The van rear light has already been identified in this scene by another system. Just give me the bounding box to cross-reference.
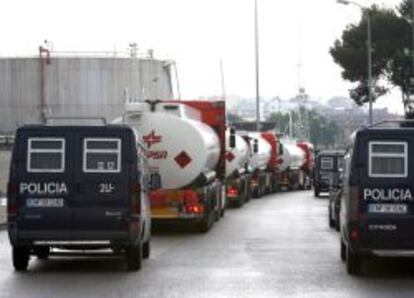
[7,182,17,195]
[350,186,360,221]
[130,182,141,194]
[7,203,18,216]
[350,229,359,241]
[130,201,140,214]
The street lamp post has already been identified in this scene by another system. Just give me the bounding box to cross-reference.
[337,0,373,124]
[255,0,260,131]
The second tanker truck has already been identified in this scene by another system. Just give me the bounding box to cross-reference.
[114,100,226,232]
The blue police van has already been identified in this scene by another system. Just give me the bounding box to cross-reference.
[7,123,151,271]
[341,121,414,275]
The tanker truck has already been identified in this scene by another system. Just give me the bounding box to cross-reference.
[278,139,313,190]
[113,100,226,232]
[225,127,251,207]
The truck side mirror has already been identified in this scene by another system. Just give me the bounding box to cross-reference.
[278,142,284,155]
[253,139,259,153]
[149,173,161,191]
[229,127,236,148]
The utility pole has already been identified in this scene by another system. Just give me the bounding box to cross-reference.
[254,0,260,131]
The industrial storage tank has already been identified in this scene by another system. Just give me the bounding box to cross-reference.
[113,102,221,190]
[0,51,174,133]
[225,129,250,178]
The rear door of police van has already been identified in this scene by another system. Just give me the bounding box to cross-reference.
[73,129,130,233]
[357,134,414,246]
[13,128,72,234]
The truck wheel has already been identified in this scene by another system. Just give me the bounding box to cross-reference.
[314,187,320,197]
[329,208,334,228]
[198,208,215,233]
[13,247,30,271]
[340,239,346,262]
[126,244,142,271]
[35,246,50,260]
[335,216,340,232]
[143,239,151,259]
[346,247,362,275]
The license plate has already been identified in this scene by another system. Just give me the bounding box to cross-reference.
[26,198,64,208]
[368,203,407,214]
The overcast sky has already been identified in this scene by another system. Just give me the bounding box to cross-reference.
[0,0,403,113]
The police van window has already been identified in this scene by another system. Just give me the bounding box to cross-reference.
[369,141,407,178]
[27,138,65,173]
[321,157,334,170]
[83,138,121,173]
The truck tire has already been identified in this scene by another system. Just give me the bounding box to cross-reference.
[340,239,346,262]
[329,208,334,228]
[198,208,215,233]
[143,239,151,259]
[13,247,30,271]
[314,187,320,197]
[346,247,362,275]
[126,244,142,271]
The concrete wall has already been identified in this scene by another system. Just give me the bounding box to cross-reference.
[0,57,173,133]
[0,150,10,225]
[0,150,11,198]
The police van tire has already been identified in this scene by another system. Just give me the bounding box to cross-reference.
[346,247,362,275]
[13,247,29,271]
[126,244,142,271]
[143,239,151,259]
[340,239,346,262]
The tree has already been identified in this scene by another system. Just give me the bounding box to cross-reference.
[330,3,411,107]
[227,113,244,123]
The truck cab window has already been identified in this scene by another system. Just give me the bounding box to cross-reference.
[368,141,407,178]
[27,138,65,173]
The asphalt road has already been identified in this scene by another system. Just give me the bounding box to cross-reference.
[1,191,414,298]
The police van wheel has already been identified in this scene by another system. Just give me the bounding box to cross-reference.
[126,244,142,271]
[346,247,362,275]
[340,239,346,262]
[13,247,29,271]
[143,240,151,259]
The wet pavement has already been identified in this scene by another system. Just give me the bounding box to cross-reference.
[1,190,414,298]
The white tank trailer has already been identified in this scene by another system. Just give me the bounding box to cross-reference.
[225,128,252,207]
[246,132,276,199]
[113,100,225,232]
[279,139,308,190]
[0,55,173,133]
